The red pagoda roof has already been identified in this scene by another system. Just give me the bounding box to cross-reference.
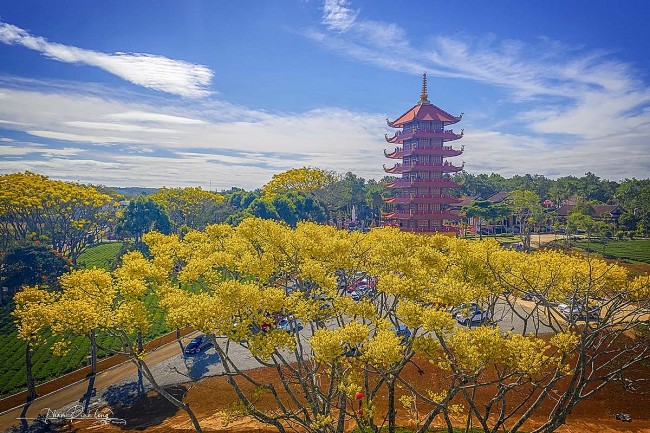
[387,104,462,128]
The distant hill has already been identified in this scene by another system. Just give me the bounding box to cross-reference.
[111,187,159,198]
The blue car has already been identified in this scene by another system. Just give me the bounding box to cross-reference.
[184,334,213,355]
[392,325,412,344]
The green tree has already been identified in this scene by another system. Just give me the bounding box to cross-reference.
[115,197,171,242]
[249,198,280,220]
[507,190,543,251]
[365,179,391,227]
[615,179,650,237]
[549,175,580,205]
[0,243,71,292]
[461,200,493,240]
[272,194,299,226]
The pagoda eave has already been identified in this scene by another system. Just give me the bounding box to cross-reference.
[390,226,459,234]
[383,195,462,205]
[382,210,460,220]
[384,146,464,159]
[385,129,463,144]
[386,179,461,189]
[383,149,401,159]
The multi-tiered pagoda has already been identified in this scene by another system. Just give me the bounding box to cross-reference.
[382,73,464,233]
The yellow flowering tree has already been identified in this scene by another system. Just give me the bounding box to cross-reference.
[151,186,224,232]
[12,286,57,401]
[15,252,206,433]
[134,218,649,433]
[261,167,334,197]
[0,172,117,262]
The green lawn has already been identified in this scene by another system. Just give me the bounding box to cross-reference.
[76,241,123,270]
[573,238,650,264]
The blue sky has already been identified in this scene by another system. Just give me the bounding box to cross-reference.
[1,0,649,190]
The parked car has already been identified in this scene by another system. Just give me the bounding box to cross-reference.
[393,325,412,344]
[277,316,304,333]
[453,303,492,326]
[557,302,601,322]
[184,334,213,355]
[350,284,376,301]
[521,291,550,305]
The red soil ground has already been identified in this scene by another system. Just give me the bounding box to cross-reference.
[69,355,650,433]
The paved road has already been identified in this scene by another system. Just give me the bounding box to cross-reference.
[0,334,196,432]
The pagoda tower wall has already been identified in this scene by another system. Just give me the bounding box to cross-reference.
[382,73,464,233]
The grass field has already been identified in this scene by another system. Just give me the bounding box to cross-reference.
[76,241,123,270]
[0,241,170,397]
[573,238,650,264]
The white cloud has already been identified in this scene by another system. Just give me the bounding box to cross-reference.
[0,83,390,188]
[322,0,358,32]
[64,121,178,134]
[26,130,147,144]
[0,22,214,98]
[0,143,84,157]
[1,74,649,189]
[105,111,206,124]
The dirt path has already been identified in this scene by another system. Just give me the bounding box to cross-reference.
[530,232,565,247]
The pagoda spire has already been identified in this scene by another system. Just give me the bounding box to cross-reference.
[419,72,430,105]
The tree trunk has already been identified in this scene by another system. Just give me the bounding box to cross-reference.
[26,342,36,401]
[387,375,396,433]
[89,329,97,376]
[336,392,347,433]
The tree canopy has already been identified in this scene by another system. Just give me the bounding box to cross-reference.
[0,243,71,291]
[16,218,650,433]
[115,197,171,242]
[261,167,334,197]
[150,187,224,232]
[0,172,116,262]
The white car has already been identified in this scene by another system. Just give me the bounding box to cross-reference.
[454,303,491,326]
[557,303,601,322]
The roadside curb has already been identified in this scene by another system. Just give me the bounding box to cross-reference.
[0,327,194,415]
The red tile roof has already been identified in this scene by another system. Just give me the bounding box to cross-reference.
[388,102,461,128]
[555,204,623,217]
